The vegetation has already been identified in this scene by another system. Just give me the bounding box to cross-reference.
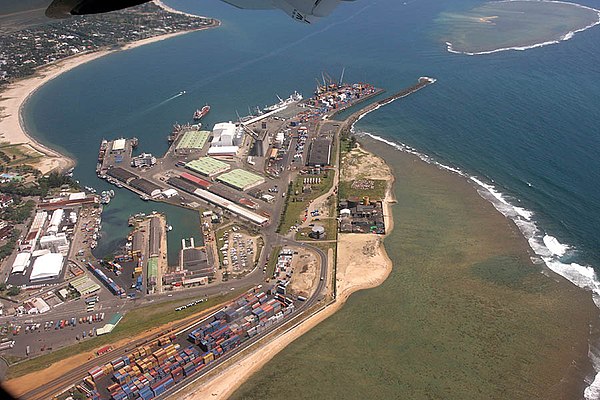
[0,172,78,198]
[0,229,20,260]
[0,199,35,223]
[277,172,334,234]
[0,144,44,169]
[6,290,246,379]
[265,246,282,278]
[338,179,387,200]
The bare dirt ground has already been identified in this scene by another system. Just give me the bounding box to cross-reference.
[340,143,392,182]
[288,250,319,298]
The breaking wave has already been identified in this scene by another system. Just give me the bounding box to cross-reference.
[349,93,600,399]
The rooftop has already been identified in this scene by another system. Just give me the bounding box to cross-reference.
[176,130,211,150]
[217,169,265,191]
[185,157,231,177]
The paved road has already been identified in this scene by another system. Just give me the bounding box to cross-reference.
[18,235,328,400]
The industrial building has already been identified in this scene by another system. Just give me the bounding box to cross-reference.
[207,146,239,157]
[111,139,127,153]
[39,232,70,255]
[167,180,269,226]
[130,178,163,198]
[20,210,47,252]
[107,167,138,184]
[175,130,211,154]
[149,217,161,258]
[207,122,244,156]
[185,157,230,177]
[181,248,210,274]
[216,169,265,191]
[211,122,243,147]
[179,172,211,189]
[11,252,31,274]
[69,275,101,296]
[30,253,64,281]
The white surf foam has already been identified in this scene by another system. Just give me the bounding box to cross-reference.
[543,235,570,256]
[445,0,600,56]
[350,94,600,399]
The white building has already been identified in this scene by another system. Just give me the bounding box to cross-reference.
[68,192,86,201]
[39,233,69,253]
[11,252,31,274]
[30,253,64,281]
[162,189,178,198]
[20,211,47,251]
[211,122,244,148]
[47,208,64,235]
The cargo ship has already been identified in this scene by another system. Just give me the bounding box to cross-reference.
[263,91,302,112]
[193,104,210,121]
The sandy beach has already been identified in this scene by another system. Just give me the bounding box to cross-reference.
[0,4,219,175]
[172,144,396,400]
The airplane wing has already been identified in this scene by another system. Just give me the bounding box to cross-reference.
[222,0,355,23]
[0,0,354,25]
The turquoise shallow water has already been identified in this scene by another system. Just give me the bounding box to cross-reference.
[21,0,600,393]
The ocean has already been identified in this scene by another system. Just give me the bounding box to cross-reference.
[21,0,600,396]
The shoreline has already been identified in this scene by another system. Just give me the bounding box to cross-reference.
[0,11,220,175]
[172,146,396,400]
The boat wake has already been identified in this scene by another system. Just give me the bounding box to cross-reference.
[349,94,600,400]
[445,1,600,56]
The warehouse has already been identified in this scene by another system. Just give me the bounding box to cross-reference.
[175,130,211,154]
[11,252,31,274]
[179,172,211,189]
[190,187,269,226]
[111,138,126,152]
[149,217,161,257]
[107,167,138,184]
[130,178,162,198]
[167,176,199,194]
[207,146,239,157]
[30,253,64,281]
[69,275,101,296]
[181,247,213,278]
[217,169,265,191]
[307,138,332,166]
[131,230,144,257]
[185,157,231,177]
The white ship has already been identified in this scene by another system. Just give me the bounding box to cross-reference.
[264,91,303,112]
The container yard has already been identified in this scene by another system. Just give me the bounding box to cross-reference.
[72,288,296,400]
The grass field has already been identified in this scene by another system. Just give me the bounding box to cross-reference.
[6,291,245,379]
[338,179,387,200]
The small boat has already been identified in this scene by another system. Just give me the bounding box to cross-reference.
[193,104,210,121]
[167,225,173,232]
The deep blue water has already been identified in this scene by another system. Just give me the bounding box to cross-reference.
[23,0,600,276]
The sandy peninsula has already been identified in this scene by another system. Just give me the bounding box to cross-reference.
[171,144,395,400]
[0,1,219,175]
